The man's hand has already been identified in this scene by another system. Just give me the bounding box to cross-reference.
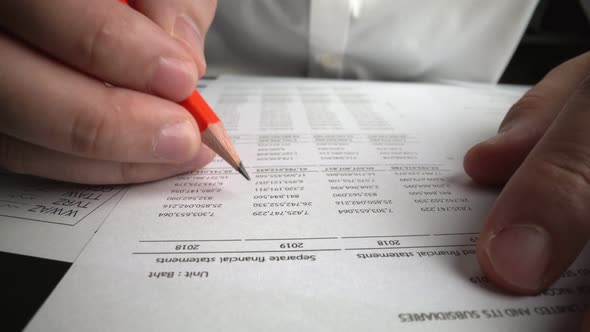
[0,0,217,184]
[465,52,590,328]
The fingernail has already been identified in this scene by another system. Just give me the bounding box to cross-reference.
[150,57,196,100]
[173,15,206,74]
[482,131,506,145]
[154,121,198,162]
[481,123,526,145]
[486,224,551,291]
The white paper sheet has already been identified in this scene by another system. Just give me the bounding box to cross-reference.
[0,173,126,262]
[26,76,590,331]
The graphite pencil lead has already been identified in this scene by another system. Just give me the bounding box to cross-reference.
[237,162,250,181]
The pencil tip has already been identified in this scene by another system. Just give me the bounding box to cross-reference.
[237,162,250,181]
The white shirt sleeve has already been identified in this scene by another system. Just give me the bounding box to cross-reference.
[205,0,539,83]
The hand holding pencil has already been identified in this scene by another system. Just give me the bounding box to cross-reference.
[0,0,226,183]
[121,0,249,180]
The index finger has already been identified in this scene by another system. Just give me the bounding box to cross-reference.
[0,0,197,101]
[477,73,590,294]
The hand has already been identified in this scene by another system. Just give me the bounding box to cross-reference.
[0,0,217,184]
[465,52,590,330]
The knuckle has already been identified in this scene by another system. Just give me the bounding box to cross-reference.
[119,162,144,184]
[69,97,117,158]
[535,142,590,218]
[208,0,218,13]
[194,0,218,29]
[199,0,218,14]
[79,14,121,70]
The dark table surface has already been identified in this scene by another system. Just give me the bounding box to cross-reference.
[3,252,70,332]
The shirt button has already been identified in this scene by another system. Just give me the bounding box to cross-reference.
[315,53,340,68]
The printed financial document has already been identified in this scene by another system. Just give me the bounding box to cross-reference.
[27,77,590,331]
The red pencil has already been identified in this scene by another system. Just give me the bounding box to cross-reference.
[119,0,249,180]
[181,92,250,180]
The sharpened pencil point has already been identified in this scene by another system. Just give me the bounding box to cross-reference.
[237,162,250,181]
